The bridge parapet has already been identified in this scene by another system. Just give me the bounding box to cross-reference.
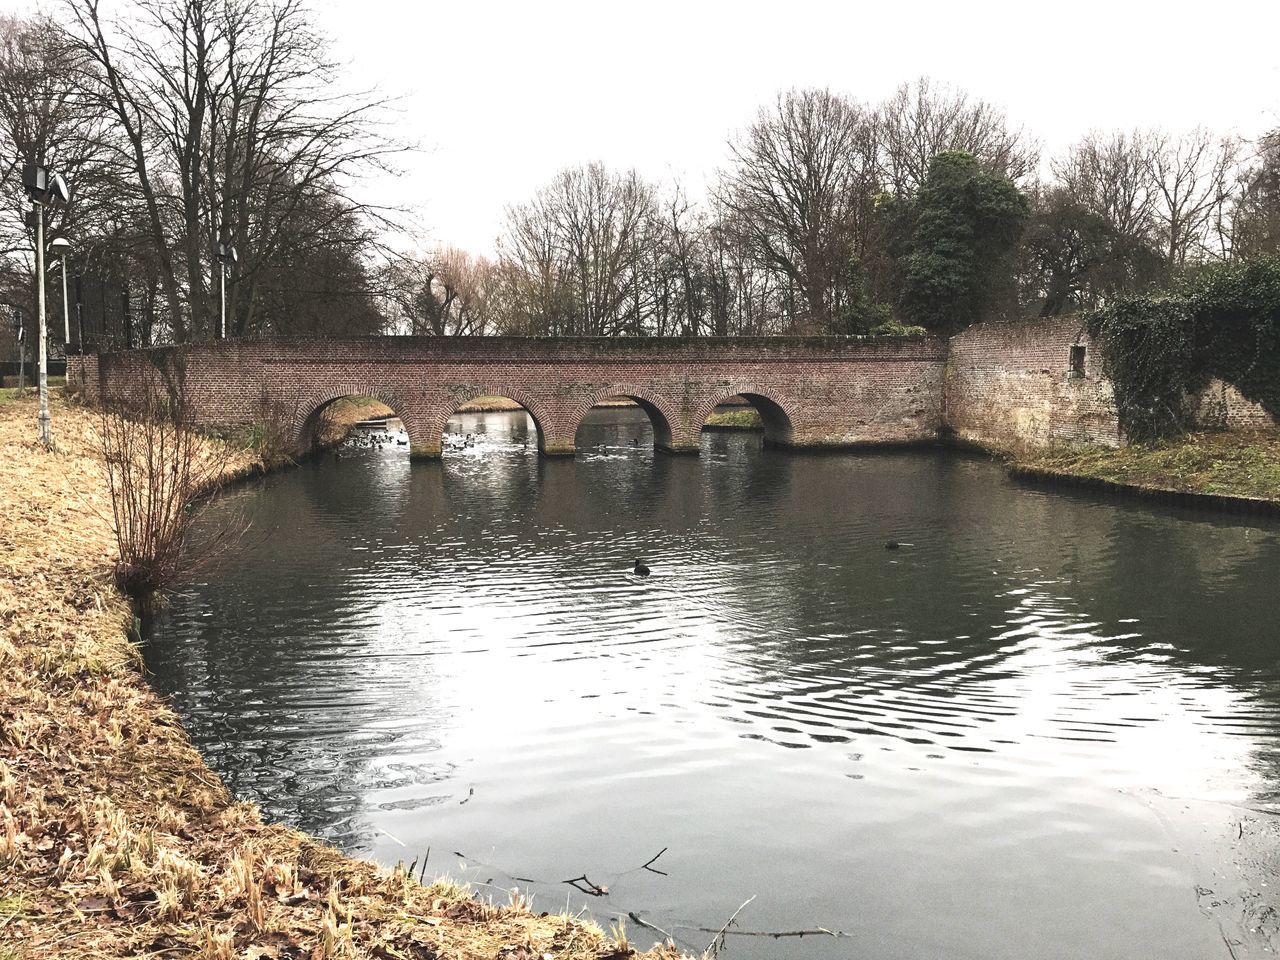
[78,335,950,457]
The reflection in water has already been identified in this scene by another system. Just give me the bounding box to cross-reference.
[145,409,1280,959]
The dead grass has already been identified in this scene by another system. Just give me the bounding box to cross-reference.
[703,410,762,430]
[311,397,395,447]
[1019,429,1280,503]
[0,393,680,960]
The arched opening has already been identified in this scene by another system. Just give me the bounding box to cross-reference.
[574,394,674,452]
[298,394,412,457]
[700,392,794,446]
[442,395,543,456]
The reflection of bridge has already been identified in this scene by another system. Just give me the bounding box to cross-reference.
[72,335,949,457]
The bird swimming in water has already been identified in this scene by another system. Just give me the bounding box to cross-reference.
[884,540,915,550]
[633,558,650,577]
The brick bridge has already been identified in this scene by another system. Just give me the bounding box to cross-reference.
[74,335,950,457]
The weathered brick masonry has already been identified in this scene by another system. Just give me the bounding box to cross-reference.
[944,316,1123,451]
[942,316,1277,449]
[69,336,948,458]
[66,319,1275,457]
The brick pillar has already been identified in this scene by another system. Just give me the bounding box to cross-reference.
[66,353,100,403]
[540,433,575,456]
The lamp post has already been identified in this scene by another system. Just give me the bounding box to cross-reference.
[50,236,72,348]
[215,240,237,340]
[22,163,70,448]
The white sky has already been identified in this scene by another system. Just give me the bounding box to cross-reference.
[10,0,1278,254]
[321,0,1280,256]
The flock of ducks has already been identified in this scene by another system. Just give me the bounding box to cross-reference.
[334,429,407,459]
[444,433,535,452]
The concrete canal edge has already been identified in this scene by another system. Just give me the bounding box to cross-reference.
[1006,461,1280,518]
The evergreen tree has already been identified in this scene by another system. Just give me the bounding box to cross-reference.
[900,151,1029,334]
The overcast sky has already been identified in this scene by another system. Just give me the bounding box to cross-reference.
[318,0,1280,256]
[19,0,1272,255]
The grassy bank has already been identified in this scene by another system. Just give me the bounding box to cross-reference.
[702,409,762,430]
[1015,430,1280,506]
[313,396,395,446]
[0,394,671,960]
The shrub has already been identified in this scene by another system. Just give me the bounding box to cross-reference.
[1088,256,1280,441]
[97,364,240,598]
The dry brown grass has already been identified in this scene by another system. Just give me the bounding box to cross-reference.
[0,393,680,960]
[1019,429,1280,504]
[311,397,395,447]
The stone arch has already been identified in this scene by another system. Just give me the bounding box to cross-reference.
[292,384,415,454]
[694,385,796,446]
[569,384,683,452]
[431,386,557,454]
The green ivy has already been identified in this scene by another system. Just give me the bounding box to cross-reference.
[1088,257,1280,441]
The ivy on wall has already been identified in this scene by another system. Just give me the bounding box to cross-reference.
[1087,257,1280,442]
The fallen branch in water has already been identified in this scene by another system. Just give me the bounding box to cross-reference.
[624,912,681,946]
[562,874,608,897]
[681,924,849,939]
[639,847,669,876]
[704,895,755,958]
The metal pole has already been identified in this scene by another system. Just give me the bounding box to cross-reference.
[220,260,226,340]
[75,276,84,350]
[35,200,51,447]
[60,253,70,345]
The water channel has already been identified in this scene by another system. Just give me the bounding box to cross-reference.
[143,407,1280,958]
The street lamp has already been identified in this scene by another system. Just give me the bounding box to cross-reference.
[215,240,237,340]
[49,236,72,348]
[22,163,71,448]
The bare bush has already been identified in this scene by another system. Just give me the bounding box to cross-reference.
[244,388,304,466]
[97,369,240,598]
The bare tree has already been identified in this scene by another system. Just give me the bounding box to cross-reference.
[67,0,401,342]
[499,164,658,336]
[1150,127,1240,266]
[1053,130,1158,243]
[1047,130,1165,299]
[1230,128,1280,259]
[0,14,120,349]
[717,88,876,332]
[876,77,1039,194]
[382,246,499,336]
[97,361,240,598]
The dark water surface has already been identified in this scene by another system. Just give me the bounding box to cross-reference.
[144,409,1280,959]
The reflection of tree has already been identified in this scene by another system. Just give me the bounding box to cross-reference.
[144,450,445,849]
[573,404,656,449]
[147,419,1280,848]
[682,448,1280,759]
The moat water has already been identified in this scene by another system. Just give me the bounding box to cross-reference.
[143,408,1280,959]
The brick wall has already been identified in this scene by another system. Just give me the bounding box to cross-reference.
[86,336,949,457]
[80,323,1276,458]
[1191,379,1278,432]
[66,353,99,403]
[944,316,1123,451]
